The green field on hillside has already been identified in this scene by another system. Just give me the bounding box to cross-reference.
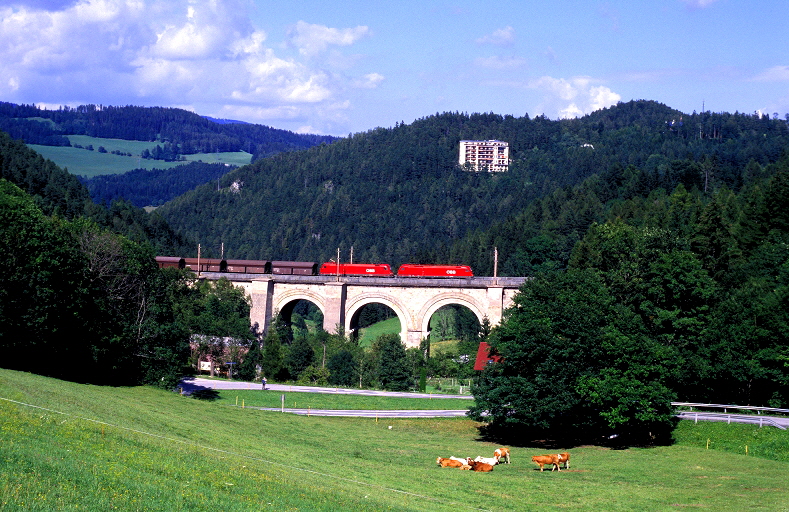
[29,135,251,177]
[358,317,402,347]
[2,369,788,511]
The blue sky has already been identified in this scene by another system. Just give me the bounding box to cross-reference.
[1,0,788,136]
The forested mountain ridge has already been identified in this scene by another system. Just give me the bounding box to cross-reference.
[0,130,191,255]
[155,100,789,267]
[0,102,336,162]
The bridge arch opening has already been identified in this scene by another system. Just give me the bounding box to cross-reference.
[273,292,326,343]
[346,298,407,346]
[419,296,485,342]
[426,304,482,344]
[422,302,484,381]
[277,299,324,339]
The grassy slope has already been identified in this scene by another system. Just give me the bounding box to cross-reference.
[29,135,251,177]
[358,317,402,348]
[2,369,789,511]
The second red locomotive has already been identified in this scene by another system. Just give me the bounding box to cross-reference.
[397,264,473,277]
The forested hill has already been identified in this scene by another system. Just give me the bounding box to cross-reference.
[0,102,336,162]
[155,100,789,267]
[0,130,191,255]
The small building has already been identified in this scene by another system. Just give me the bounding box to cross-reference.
[459,140,509,172]
[473,341,502,370]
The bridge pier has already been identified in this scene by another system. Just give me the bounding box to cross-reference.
[321,282,347,335]
[248,278,274,334]
[407,330,425,348]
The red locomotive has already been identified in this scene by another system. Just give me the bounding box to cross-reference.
[318,262,393,276]
[397,264,474,277]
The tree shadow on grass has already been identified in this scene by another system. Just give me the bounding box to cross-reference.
[189,388,220,400]
[178,378,220,401]
[475,422,676,451]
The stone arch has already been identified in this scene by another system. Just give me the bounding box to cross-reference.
[418,293,486,337]
[345,293,411,344]
[273,289,326,321]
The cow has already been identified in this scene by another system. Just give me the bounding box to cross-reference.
[473,455,500,465]
[466,459,494,472]
[531,454,561,471]
[494,447,511,464]
[436,457,465,468]
[449,456,468,464]
[557,452,570,469]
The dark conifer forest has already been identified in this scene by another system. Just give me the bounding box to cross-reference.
[79,162,235,208]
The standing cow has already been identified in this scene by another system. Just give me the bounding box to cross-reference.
[494,447,511,464]
[531,454,561,471]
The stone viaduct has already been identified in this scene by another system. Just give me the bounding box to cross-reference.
[203,274,528,347]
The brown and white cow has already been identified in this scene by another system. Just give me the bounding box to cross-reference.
[466,459,495,472]
[436,457,465,468]
[531,454,560,471]
[473,455,500,466]
[557,452,570,469]
[494,447,511,464]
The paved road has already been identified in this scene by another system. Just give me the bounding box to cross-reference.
[180,378,789,427]
[179,377,472,419]
[180,377,472,399]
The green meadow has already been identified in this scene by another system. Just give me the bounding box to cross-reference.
[2,369,789,511]
[358,316,402,347]
[212,389,472,410]
[29,135,252,177]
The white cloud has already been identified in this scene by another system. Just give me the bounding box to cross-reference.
[286,20,370,57]
[0,0,378,134]
[752,65,789,82]
[529,76,621,119]
[476,26,514,46]
[679,0,719,9]
[353,73,384,89]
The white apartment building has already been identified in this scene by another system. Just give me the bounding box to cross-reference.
[459,140,510,172]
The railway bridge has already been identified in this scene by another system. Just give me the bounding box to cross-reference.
[202,274,528,347]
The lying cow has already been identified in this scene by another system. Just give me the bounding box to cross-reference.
[466,459,494,472]
[494,447,511,464]
[436,457,465,468]
[473,455,500,466]
[531,454,560,471]
[557,452,570,469]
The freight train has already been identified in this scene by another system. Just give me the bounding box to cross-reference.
[156,257,473,278]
